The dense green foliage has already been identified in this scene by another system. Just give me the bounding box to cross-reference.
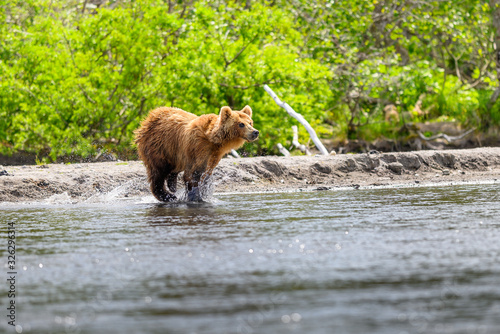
[1,0,499,161]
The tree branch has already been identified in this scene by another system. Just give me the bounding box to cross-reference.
[264,84,329,155]
[417,128,476,143]
[224,33,259,70]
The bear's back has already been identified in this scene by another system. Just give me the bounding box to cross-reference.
[151,107,198,123]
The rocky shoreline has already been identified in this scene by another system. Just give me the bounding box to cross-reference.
[1,147,499,203]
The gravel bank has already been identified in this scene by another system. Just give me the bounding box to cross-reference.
[1,147,499,203]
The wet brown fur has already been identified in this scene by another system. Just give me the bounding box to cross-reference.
[134,105,258,202]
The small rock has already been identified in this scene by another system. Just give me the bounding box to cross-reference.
[339,158,358,173]
[352,184,360,189]
[433,152,456,169]
[387,162,404,175]
[315,186,330,191]
[381,154,397,163]
[0,170,9,176]
[397,154,422,170]
[312,162,332,174]
[442,169,450,175]
[415,180,420,184]
[261,159,285,177]
[36,179,49,187]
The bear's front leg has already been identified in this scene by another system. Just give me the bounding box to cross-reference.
[187,187,201,202]
[186,158,221,201]
[184,170,205,202]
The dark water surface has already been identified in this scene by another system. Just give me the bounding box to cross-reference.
[1,184,500,334]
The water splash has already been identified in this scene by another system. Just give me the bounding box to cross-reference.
[85,179,139,203]
[173,175,217,204]
[0,172,223,207]
[44,192,73,205]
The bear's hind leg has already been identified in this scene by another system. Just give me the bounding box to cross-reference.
[167,172,178,192]
[149,166,177,202]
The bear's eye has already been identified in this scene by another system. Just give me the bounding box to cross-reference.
[239,122,245,128]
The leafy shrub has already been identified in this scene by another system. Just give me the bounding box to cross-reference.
[1,0,499,162]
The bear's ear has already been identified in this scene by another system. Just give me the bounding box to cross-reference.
[219,106,232,122]
[240,105,252,118]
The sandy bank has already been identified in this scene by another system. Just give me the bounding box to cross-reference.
[1,147,499,203]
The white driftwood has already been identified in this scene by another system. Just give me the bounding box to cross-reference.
[417,128,476,143]
[291,125,312,155]
[277,143,290,157]
[230,149,241,158]
[263,85,329,155]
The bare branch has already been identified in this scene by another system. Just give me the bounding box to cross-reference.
[264,84,329,155]
[292,125,312,155]
[277,143,290,157]
[417,128,476,143]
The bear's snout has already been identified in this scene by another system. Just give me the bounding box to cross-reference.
[251,130,259,141]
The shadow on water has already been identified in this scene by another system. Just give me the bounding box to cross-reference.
[144,200,228,226]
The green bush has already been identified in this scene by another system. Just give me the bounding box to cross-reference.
[1,0,499,162]
[0,0,333,161]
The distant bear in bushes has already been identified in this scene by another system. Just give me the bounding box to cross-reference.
[134,105,259,202]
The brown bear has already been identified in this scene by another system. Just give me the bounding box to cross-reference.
[134,105,259,202]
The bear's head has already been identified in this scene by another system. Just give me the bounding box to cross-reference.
[218,105,259,142]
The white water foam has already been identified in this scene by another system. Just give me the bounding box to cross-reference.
[43,192,74,205]
[84,179,148,204]
[171,179,217,203]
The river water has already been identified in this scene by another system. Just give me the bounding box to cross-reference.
[1,183,500,334]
